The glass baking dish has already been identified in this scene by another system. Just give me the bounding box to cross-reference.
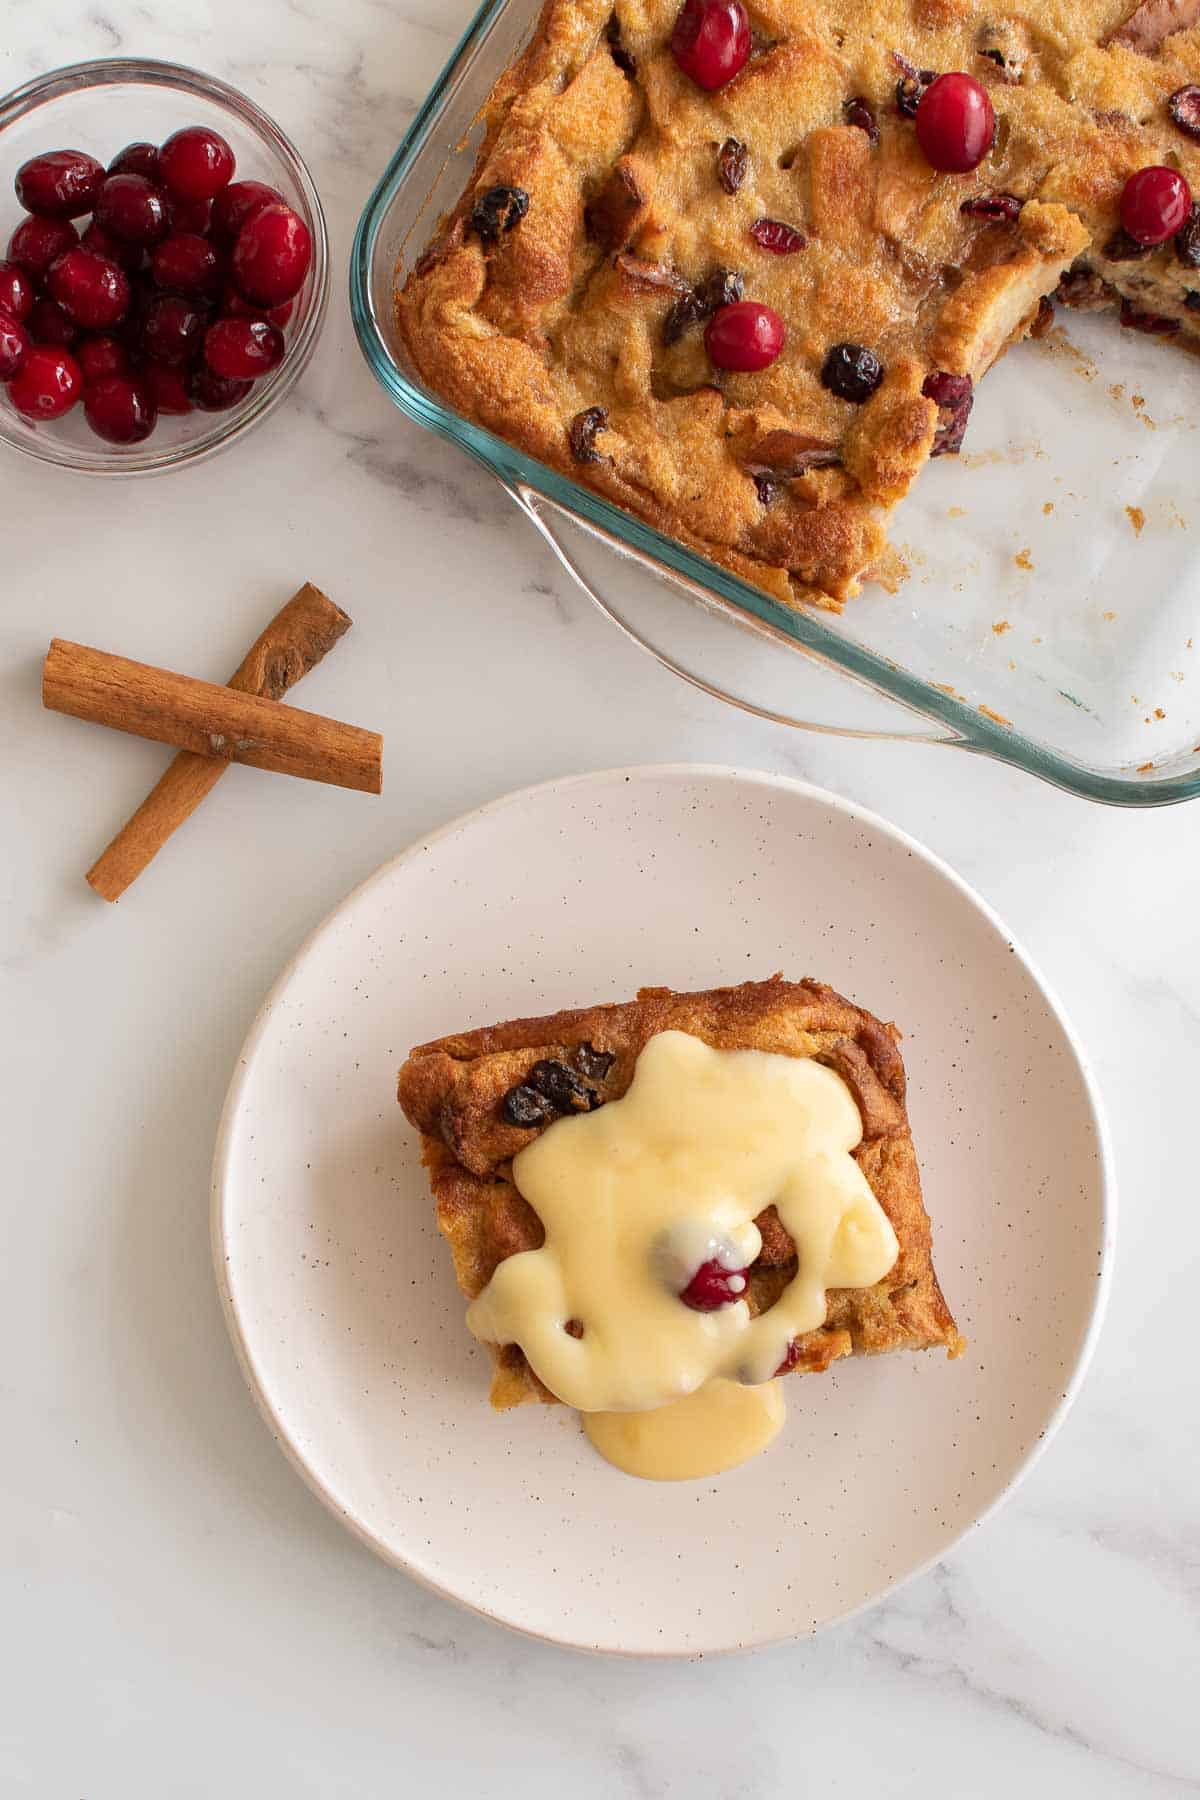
[351,0,1200,806]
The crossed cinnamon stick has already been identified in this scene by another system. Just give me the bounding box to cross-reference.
[42,583,380,902]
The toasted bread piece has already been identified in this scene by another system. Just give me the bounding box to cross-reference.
[398,976,963,1408]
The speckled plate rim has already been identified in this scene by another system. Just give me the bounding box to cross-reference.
[211,764,1116,1657]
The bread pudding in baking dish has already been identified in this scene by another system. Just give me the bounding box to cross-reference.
[396,0,1200,609]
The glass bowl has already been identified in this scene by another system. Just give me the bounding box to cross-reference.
[350,0,1200,808]
[0,57,329,475]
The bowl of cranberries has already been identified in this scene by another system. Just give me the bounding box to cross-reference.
[0,57,328,472]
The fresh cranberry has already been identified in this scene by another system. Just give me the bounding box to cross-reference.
[705,299,785,370]
[0,261,35,322]
[231,203,312,305]
[95,173,169,245]
[915,72,996,173]
[210,179,282,243]
[27,297,78,348]
[76,333,130,382]
[159,126,235,202]
[679,1257,750,1310]
[80,220,143,271]
[46,247,131,329]
[1120,165,1193,246]
[150,231,220,293]
[167,194,212,235]
[0,308,30,380]
[8,345,82,419]
[108,141,160,181]
[670,0,750,90]
[204,316,284,378]
[143,359,192,414]
[8,214,78,277]
[83,372,157,443]
[220,282,292,325]
[188,362,252,410]
[141,293,207,365]
[15,149,105,218]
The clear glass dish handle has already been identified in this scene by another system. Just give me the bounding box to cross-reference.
[504,481,964,744]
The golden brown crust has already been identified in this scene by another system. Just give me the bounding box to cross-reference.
[398,976,964,1408]
[393,0,1199,607]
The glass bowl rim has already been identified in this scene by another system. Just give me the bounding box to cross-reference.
[0,54,330,477]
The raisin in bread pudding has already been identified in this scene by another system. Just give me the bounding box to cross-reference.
[396,0,1200,609]
[397,976,963,1411]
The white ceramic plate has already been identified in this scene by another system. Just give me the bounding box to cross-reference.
[213,766,1113,1656]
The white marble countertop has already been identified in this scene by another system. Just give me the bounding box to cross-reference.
[3,4,1199,1795]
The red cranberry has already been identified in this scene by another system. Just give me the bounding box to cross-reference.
[8,345,82,419]
[84,372,157,443]
[46,247,131,329]
[27,297,78,348]
[670,0,750,90]
[705,299,785,370]
[15,149,105,218]
[159,126,235,202]
[95,173,170,245]
[0,308,31,380]
[168,195,212,235]
[204,316,285,378]
[141,293,207,365]
[150,231,220,293]
[76,333,130,382]
[219,282,292,326]
[143,359,192,414]
[1120,165,1193,246]
[679,1257,750,1310]
[15,150,103,218]
[188,363,252,410]
[0,261,35,322]
[108,141,160,181]
[80,219,143,272]
[8,213,78,277]
[915,73,996,173]
[210,179,282,243]
[775,1340,803,1376]
[231,203,312,305]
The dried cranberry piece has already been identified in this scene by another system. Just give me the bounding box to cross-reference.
[501,1084,554,1127]
[821,341,883,402]
[1102,228,1151,262]
[1175,203,1200,268]
[749,218,807,254]
[470,185,530,244]
[843,97,880,144]
[1119,297,1179,334]
[893,53,936,117]
[752,471,779,505]
[606,15,637,77]
[775,1339,803,1375]
[923,369,974,455]
[528,1059,596,1113]
[662,267,743,344]
[1168,84,1200,142]
[960,191,1022,221]
[574,1042,615,1081]
[569,404,609,463]
[717,137,749,194]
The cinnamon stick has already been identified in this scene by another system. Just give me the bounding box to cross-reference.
[44,637,382,795]
[85,584,351,902]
